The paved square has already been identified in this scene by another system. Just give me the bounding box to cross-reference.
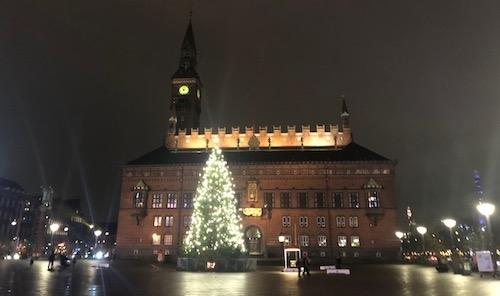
[0,260,498,296]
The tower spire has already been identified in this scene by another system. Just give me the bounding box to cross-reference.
[173,17,198,78]
[340,95,350,130]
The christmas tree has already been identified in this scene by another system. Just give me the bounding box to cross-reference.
[183,148,246,258]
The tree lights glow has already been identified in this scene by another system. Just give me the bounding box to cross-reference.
[183,148,246,258]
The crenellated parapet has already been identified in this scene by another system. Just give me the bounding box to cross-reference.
[165,124,352,150]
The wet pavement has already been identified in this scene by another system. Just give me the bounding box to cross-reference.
[0,259,499,296]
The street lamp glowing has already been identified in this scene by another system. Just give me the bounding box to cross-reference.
[395,231,404,239]
[416,226,427,235]
[89,224,94,229]
[94,230,102,237]
[278,235,285,243]
[49,223,60,233]
[441,218,456,229]
[11,220,17,226]
[477,202,495,217]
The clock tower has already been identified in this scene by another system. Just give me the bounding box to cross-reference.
[170,18,202,132]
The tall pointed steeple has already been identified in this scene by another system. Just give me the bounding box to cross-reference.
[173,18,198,79]
[167,16,202,137]
[340,96,350,130]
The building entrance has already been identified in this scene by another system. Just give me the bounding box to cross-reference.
[245,226,262,255]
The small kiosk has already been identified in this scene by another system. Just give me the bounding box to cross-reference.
[283,248,301,272]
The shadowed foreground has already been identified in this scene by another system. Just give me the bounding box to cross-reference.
[0,260,498,296]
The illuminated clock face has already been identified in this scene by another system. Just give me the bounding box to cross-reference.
[179,85,190,95]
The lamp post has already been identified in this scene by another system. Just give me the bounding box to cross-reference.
[441,218,457,251]
[278,234,286,269]
[476,202,496,273]
[416,226,427,255]
[395,231,405,260]
[49,223,60,251]
[94,229,102,253]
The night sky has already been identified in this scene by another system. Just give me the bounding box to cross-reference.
[1,1,499,228]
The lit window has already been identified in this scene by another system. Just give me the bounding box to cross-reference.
[183,216,191,228]
[298,192,308,208]
[318,235,327,247]
[349,216,359,228]
[282,216,291,228]
[351,236,360,247]
[152,233,161,245]
[349,192,360,208]
[333,192,344,208]
[299,216,308,227]
[336,216,346,228]
[166,193,177,209]
[165,216,174,227]
[134,192,145,208]
[337,235,347,247]
[314,192,326,208]
[280,192,291,208]
[164,234,173,246]
[284,235,292,246]
[368,191,380,208]
[153,216,162,227]
[152,193,163,208]
[317,216,326,228]
[182,193,193,209]
[300,235,309,247]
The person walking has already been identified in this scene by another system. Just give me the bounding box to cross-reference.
[302,253,311,276]
[336,253,342,269]
[297,256,303,277]
[47,251,55,271]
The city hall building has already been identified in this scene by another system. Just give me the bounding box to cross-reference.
[116,20,399,261]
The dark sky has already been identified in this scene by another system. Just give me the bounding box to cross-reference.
[1,1,500,228]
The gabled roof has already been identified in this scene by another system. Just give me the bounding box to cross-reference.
[127,142,391,166]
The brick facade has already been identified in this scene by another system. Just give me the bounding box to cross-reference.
[116,161,399,261]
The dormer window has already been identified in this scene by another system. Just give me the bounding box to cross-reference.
[134,192,145,208]
[368,191,380,208]
[132,180,149,209]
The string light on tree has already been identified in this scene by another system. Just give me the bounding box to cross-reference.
[183,148,246,258]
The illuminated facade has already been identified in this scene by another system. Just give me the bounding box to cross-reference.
[116,19,399,261]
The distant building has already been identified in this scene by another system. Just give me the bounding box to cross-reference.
[116,19,399,261]
[0,178,41,257]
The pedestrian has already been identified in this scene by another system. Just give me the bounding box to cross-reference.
[302,253,311,276]
[336,252,342,269]
[30,257,34,266]
[297,256,303,277]
[48,250,55,271]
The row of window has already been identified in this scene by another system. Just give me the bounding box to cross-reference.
[153,215,191,228]
[264,192,380,209]
[135,193,193,209]
[282,216,359,228]
[134,191,381,209]
[151,233,361,248]
[294,235,360,248]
